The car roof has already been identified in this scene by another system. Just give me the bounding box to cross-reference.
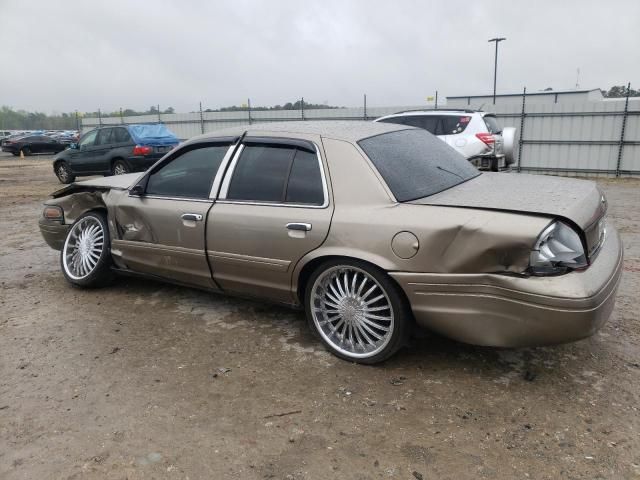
[376,108,495,120]
[188,120,411,143]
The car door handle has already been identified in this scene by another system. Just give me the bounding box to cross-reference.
[286,222,312,232]
[181,213,203,222]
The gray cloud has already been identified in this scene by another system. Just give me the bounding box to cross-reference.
[1,0,638,113]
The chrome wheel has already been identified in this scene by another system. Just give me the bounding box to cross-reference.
[57,164,69,182]
[62,216,105,280]
[113,162,128,175]
[310,266,395,359]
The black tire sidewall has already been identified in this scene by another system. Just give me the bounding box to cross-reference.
[60,211,113,288]
[304,259,411,364]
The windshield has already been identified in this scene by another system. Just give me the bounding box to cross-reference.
[358,129,480,202]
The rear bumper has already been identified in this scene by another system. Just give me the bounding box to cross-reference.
[125,155,163,171]
[2,145,17,153]
[39,219,69,251]
[390,226,623,347]
[470,154,508,172]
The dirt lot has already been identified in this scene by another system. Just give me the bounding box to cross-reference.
[0,152,639,480]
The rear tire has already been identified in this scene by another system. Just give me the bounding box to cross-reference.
[112,159,129,175]
[60,211,113,288]
[304,259,411,364]
[55,161,75,184]
[21,147,31,156]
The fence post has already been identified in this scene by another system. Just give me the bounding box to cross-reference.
[615,82,631,177]
[157,104,161,123]
[120,108,124,124]
[301,97,305,120]
[517,87,526,172]
[435,91,438,109]
[248,98,252,125]
[199,102,205,134]
[75,110,79,131]
[363,94,367,120]
[98,109,102,127]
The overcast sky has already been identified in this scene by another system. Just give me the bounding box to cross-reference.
[1,0,638,113]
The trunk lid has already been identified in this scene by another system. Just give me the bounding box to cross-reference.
[410,172,606,231]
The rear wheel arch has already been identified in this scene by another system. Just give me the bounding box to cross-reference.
[295,254,409,308]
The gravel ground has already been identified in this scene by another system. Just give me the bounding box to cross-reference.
[1,152,639,480]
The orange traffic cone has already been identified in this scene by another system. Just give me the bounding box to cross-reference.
[20,149,24,160]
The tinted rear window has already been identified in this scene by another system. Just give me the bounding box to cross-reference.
[227,145,296,202]
[358,129,480,202]
[483,115,502,134]
[441,115,472,134]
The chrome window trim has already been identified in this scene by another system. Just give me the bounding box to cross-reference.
[208,144,239,199]
[218,144,244,199]
[218,140,329,208]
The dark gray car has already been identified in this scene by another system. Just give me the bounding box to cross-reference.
[52,124,179,184]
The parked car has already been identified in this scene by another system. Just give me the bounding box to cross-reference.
[1,134,67,156]
[38,121,622,364]
[52,124,180,184]
[375,109,516,171]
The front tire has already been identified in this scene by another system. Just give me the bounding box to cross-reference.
[112,159,129,175]
[55,161,75,184]
[305,259,411,364]
[61,211,113,288]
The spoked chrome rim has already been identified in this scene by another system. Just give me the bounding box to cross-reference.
[113,163,127,175]
[311,266,394,358]
[62,216,105,280]
[57,164,69,182]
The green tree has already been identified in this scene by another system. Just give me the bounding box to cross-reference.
[602,85,640,98]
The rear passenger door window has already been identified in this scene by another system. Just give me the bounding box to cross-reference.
[224,140,325,206]
[112,127,132,144]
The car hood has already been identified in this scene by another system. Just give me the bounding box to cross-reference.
[410,172,605,230]
[52,173,142,198]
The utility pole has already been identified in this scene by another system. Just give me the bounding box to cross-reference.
[488,37,506,105]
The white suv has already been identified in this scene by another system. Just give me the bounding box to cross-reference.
[374,109,515,171]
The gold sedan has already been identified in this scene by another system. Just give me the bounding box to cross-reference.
[39,121,623,364]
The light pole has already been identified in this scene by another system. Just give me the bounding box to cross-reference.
[488,37,506,104]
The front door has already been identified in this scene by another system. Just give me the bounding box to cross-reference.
[111,142,235,289]
[69,129,100,173]
[208,136,333,303]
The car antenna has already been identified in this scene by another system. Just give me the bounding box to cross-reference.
[478,103,485,112]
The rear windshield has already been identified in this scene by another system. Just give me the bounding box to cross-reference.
[483,115,502,134]
[358,129,480,202]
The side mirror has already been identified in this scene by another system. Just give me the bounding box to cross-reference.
[130,184,145,196]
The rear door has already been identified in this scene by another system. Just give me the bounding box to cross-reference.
[92,128,115,173]
[112,140,235,289]
[208,135,333,303]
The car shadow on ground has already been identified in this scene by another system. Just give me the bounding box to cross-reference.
[98,273,586,385]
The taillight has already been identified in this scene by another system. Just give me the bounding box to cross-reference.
[475,132,495,146]
[133,145,152,155]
